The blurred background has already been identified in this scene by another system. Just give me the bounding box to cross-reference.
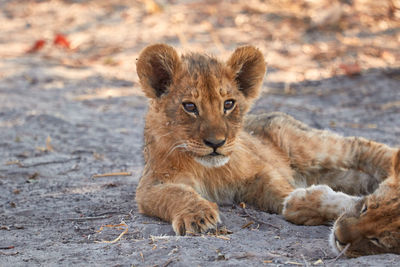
[1,0,399,91]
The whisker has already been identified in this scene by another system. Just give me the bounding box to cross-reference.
[166,143,188,158]
[330,243,351,263]
[165,141,187,155]
[157,131,175,139]
[156,141,188,166]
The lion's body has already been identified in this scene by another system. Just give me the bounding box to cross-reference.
[135,44,400,257]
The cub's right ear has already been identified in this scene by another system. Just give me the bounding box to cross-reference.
[136,44,181,99]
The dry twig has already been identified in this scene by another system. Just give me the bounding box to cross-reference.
[285,261,303,266]
[0,246,14,250]
[11,157,81,168]
[67,215,110,221]
[215,235,230,240]
[241,221,255,229]
[238,203,280,229]
[0,251,19,256]
[5,160,22,166]
[162,258,175,267]
[92,172,132,179]
[94,221,128,244]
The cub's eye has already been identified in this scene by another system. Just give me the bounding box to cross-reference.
[369,237,382,247]
[224,99,235,112]
[360,203,368,214]
[182,102,198,114]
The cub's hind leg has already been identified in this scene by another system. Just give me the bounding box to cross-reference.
[282,168,380,225]
[245,112,395,185]
[282,184,360,225]
[238,164,358,226]
[245,112,395,225]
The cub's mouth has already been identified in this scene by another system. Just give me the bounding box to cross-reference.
[194,153,230,168]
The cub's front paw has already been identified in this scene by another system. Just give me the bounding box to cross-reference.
[172,200,220,235]
[282,185,337,225]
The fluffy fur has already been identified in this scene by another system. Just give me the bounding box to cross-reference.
[330,150,400,257]
[135,44,399,257]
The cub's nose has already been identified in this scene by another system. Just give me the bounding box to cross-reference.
[203,138,226,149]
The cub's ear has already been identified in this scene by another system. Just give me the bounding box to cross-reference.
[227,46,266,99]
[392,149,400,178]
[136,44,181,99]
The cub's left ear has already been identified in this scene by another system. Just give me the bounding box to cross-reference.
[392,149,400,178]
[227,46,266,99]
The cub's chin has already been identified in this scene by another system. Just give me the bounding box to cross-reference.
[194,155,230,168]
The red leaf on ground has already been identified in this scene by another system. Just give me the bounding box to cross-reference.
[54,34,71,49]
[26,40,46,53]
[339,63,361,76]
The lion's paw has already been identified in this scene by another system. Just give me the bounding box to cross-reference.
[172,200,220,236]
[282,185,336,225]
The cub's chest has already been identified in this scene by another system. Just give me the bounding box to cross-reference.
[190,158,262,204]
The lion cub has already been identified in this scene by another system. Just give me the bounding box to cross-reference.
[330,150,400,257]
[135,44,398,255]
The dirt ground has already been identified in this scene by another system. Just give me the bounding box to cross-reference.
[1,0,400,266]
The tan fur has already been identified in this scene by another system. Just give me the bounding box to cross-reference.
[330,150,400,257]
[135,44,399,256]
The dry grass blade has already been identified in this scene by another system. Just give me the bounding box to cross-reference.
[215,235,230,240]
[0,246,15,250]
[285,261,303,266]
[241,221,255,229]
[46,135,54,152]
[381,100,400,110]
[0,251,19,256]
[162,258,175,267]
[6,157,80,168]
[92,172,132,179]
[67,215,110,221]
[94,222,128,244]
[5,160,21,166]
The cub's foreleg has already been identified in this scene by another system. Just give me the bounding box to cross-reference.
[136,179,220,235]
[240,167,295,214]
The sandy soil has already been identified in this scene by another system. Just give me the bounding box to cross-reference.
[1,0,400,266]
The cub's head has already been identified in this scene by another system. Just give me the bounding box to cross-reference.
[137,44,266,168]
[331,150,400,257]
